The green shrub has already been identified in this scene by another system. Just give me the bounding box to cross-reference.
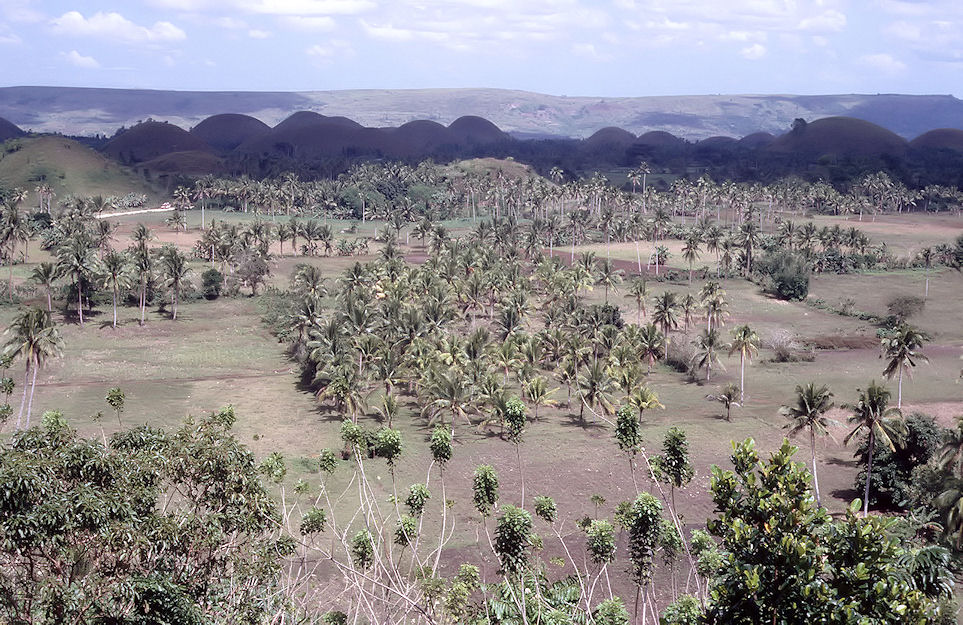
[201,268,223,300]
[755,250,810,300]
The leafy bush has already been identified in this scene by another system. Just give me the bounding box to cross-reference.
[853,413,947,509]
[755,250,810,300]
[201,268,223,300]
[886,295,925,322]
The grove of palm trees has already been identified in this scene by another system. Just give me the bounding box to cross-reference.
[1,156,962,624]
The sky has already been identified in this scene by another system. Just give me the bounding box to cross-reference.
[1,0,961,97]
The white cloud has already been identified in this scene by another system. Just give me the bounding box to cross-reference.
[50,11,186,44]
[1,0,44,23]
[0,24,21,44]
[572,42,611,61]
[62,49,100,68]
[858,52,906,74]
[740,43,766,59]
[306,38,353,62]
[278,16,336,30]
[248,28,272,38]
[215,16,248,29]
[799,10,846,32]
[242,0,375,15]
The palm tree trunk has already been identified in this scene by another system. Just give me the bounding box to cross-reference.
[811,429,821,507]
[173,288,178,320]
[112,287,117,328]
[740,354,746,403]
[77,284,84,326]
[897,366,903,410]
[26,362,37,427]
[863,431,875,515]
[16,362,29,429]
[516,443,525,508]
[46,288,51,313]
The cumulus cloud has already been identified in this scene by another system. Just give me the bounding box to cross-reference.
[279,16,337,30]
[248,29,272,38]
[51,11,186,44]
[740,43,766,59]
[62,49,100,68]
[859,52,906,74]
[306,38,353,62]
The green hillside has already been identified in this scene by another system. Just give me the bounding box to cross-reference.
[0,135,156,206]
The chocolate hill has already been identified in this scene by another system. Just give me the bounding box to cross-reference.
[0,116,24,142]
[103,121,213,164]
[909,128,963,152]
[190,113,270,153]
[767,117,908,157]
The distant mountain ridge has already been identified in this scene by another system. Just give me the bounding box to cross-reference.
[2,86,963,140]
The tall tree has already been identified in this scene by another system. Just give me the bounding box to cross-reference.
[844,381,906,515]
[880,323,929,410]
[100,250,130,329]
[2,308,64,428]
[781,383,836,507]
[728,324,759,403]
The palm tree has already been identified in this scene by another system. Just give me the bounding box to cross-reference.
[844,381,906,515]
[880,323,929,409]
[707,383,740,421]
[421,367,474,433]
[2,308,64,429]
[576,360,616,424]
[100,250,130,328]
[523,376,557,421]
[595,258,624,303]
[626,277,648,324]
[681,233,701,284]
[651,291,680,348]
[626,384,663,423]
[781,383,835,507]
[29,262,58,312]
[728,324,759,403]
[692,328,725,382]
[56,236,98,326]
[161,247,191,320]
[636,323,665,373]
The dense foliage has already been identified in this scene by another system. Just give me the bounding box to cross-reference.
[0,407,291,624]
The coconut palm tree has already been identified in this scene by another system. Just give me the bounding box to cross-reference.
[523,376,557,421]
[636,322,665,373]
[595,258,624,303]
[728,324,759,403]
[781,383,836,507]
[421,367,474,433]
[626,277,648,324]
[626,384,663,423]
[29,262,58,312]
[651,291,679,348]
[576,360,616,424]
[707,383,740,421]
[844,381,906,515]
[56,235,99,326]
[681,233,701,284]
[100,250,130,328]
[161,247,191,320]
[2,308,64,429]
[880,323,929,409]
[692,328,725,382]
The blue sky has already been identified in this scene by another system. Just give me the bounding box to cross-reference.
[1,0,961,96]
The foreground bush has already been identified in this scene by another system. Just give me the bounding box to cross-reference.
[0,407,291,624]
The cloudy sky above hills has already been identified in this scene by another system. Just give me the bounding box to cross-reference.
[1,0,961,96]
